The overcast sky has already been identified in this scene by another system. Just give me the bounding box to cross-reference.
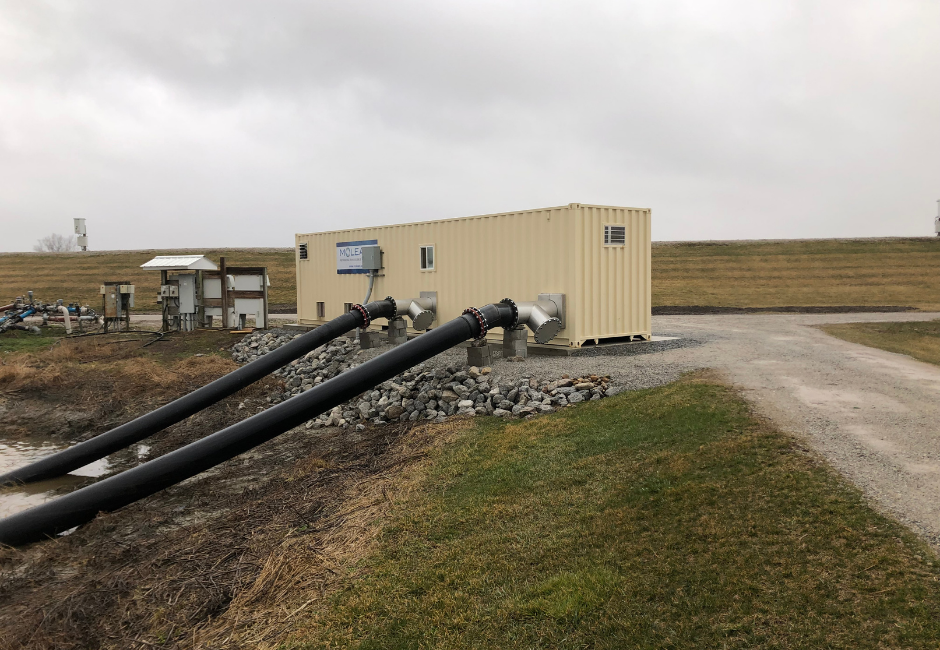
[1,1,938,251]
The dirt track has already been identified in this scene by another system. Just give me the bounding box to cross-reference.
[652,311,940,550]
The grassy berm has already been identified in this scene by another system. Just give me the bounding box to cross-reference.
[653,237,940,311]
[3,237,940,313]
[820,320,940,367]
[0,248,296,313]
[285,375,940,649]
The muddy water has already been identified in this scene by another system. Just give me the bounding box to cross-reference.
[0,439,116,519]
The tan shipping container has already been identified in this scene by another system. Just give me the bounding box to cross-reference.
[295,203,651,347]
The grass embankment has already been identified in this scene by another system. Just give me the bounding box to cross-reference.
[0,248,295,313]
[653,238,940,311]
[820,320,940,367]
[3,238,939,315]
[293,376,940,648]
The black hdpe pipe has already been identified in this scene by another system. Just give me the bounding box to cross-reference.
[0,298,399,487]
[0,302,514,547]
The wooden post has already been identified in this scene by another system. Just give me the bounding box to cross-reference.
[219,256,228,329]
[195,270,205,328]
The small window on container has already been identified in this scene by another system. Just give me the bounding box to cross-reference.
[420,245,435,270]
[604,225,626,246]
[316,302,325,319]
[298,243,308,260]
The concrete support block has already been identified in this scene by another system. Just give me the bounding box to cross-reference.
[360,330,381,349]
[388,317,408,345]
[503,327,528,359]
[467,343,492,367]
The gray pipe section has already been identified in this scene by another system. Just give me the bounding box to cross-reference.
[0,301,517,547]
[394,297,435,331]
[363,271,376,305]
[513,300,563,344]
[0,298,398,487]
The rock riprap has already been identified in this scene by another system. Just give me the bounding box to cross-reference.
[231,331,624,430]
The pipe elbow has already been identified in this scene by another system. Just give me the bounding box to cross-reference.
[58,305,72,334]
[526,305,562,344]
[406,302,432,331]
[512,300,562,344]
[394,298,435,331]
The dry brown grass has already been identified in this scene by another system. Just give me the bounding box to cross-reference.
[0,416,471,650]
[0,329,247,443]
[195,418,472,649]
[0,356,66,394]
[0,338,237,397]
[820,320,940,367]
[0,248,296,313]
[653,237,940,310]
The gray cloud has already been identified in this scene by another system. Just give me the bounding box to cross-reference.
[1,0,938,251]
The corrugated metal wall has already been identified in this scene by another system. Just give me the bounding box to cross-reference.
[296,203,651,347]
[571,204,651,344]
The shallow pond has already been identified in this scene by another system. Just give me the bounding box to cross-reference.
[0,438,149,519]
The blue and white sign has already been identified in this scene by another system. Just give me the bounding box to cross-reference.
[336,239,378,274]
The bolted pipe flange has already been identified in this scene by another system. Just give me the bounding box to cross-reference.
[385,296,398,319]
[499,298,519,330]
[462,307,489,339]
[408,302,434,331]
[532,317,562,344]
[351,304,371,329]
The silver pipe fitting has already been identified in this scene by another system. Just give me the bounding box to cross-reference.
[514,300,562,344]
[393,298,435,331]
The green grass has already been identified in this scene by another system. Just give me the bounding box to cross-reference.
[0,326,64,355]
[820,320,940,367]
[3,238,940,315]
[653,237,940,310]
[293,376,940,649]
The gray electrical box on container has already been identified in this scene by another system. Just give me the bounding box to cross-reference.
[360,245,382,271]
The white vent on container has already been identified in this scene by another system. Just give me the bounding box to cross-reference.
[299,243,308,260]
[604,225,626,246]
